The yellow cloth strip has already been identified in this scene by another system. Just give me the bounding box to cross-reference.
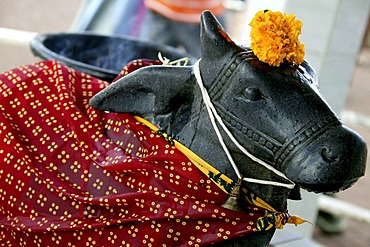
[133,116,278,212]
[134,116,233,190]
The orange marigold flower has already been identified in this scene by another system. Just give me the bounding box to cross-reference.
[249,10,305,66]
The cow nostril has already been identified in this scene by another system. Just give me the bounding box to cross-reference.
[321,147,339,162]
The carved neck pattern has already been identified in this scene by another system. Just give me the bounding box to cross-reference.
[215,104,282,156]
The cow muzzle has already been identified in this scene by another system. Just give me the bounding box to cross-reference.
[281,125,367,193]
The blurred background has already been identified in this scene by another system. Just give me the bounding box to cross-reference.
[0,0,369,246]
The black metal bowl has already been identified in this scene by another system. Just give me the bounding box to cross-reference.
[30,32,196,81]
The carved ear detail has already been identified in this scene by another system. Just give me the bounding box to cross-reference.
[89,66,193,115]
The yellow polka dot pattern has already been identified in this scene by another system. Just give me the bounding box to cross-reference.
[0,60,266,246]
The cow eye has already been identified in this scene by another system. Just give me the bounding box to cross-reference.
[241,86,263,101]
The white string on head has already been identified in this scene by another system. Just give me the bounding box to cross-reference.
[193,59,295,189]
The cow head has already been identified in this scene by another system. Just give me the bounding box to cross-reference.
[90,11,366,197]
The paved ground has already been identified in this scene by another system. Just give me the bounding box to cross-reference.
[1,1,369,246]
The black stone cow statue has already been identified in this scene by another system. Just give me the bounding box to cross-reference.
[90,11,367,247]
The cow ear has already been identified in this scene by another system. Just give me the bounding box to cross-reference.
[199,11,243,87]
[89,65,194,115]
[200,11,241,61]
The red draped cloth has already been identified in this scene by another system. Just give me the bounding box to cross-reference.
[0,60,272,246]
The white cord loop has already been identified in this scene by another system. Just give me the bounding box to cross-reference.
[193,59,295,189]
[158,52,190,66]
